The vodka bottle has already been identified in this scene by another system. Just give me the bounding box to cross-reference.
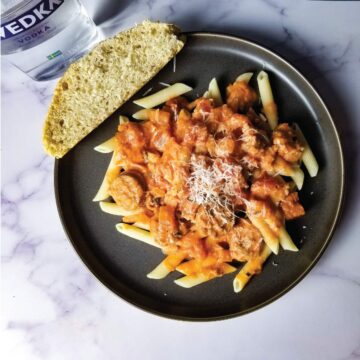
[1,0,101,80]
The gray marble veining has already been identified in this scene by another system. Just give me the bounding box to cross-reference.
[2,1,360,359]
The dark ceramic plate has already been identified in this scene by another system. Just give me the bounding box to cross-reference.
[55,33,344,321]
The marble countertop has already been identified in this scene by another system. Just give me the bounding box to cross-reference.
[2,0,360,359]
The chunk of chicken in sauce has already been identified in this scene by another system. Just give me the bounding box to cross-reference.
[150,139,191,198]
[178,199,199,223]
[116,122,146,164]
[251,173,290,205]
[226,80,258,113]
[207,104,234,130]
[144,110,173,152]
[191,98,214,122]
[280,192,305,220]
[150,205,179,251]
[194,205,234,238]
[227,218,263,262]
[206,135,236,158]
[251,173,304,220]
[163,96,189,120]
[218,113,267,158]
[272,123,304,163]
[109,171,145,210]
[178,232,207,259]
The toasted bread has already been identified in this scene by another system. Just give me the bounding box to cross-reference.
[42,20,185,158]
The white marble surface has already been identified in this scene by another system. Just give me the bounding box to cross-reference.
[2,0,360,359]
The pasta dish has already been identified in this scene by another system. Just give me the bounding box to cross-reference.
[93,71,318,292]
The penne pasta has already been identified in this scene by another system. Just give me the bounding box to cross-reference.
[147,253,186,279]
[94,137,115,153]
[233,245,272,293]
[176,256,219,275]
[133,221,150,231]
[93,152,120,202]
[95,73,317,294]
[119,115,129,124]
[99,201,143,216]
[174,263,236,288]
[133,83,193,109]
[174,274,208,288]
[115,223,161,248]
[279,227,298,252]
[294,123,319,177]
[132,109,151,120]
[248,214,279,254]
[207,78,223,106]
[176,258,201,275]
[257,70,278,130]
[290,167,305,190]
[273,157,304,190]
[236,72,253,83]
[122,213,151,230]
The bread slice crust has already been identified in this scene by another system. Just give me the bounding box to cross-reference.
[42,20,185,158]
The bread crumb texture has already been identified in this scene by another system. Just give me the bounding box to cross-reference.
[42,20,185,158]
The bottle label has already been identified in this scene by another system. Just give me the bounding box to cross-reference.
[1,0,65,40]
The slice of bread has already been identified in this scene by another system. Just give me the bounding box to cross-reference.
[42,20,185,158]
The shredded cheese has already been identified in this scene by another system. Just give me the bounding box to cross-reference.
[173,55,176,73]
[187,156,245,221]
[142,87,153,96]
[240,156,258,169]
[199,108,211,122]
[159,82,171,87]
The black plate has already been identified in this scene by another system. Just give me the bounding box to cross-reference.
[55,33,344,321]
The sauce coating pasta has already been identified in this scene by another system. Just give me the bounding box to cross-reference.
[95,74,315,291]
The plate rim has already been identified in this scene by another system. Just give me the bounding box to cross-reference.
[54,31,345,321]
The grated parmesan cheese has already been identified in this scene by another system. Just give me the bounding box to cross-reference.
[186,156,245,221]
[159,82,171,87]
[142,87,153,96]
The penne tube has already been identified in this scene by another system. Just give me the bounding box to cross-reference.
[236,72,253,83]
[257,71,278,130]
[94,137,115,153]
[93,152,120,202]
[279,227,298,252]
[119,115,129,124]
[176,258,201,275]
[115,223,161,248]
[273,157,304,190]
[147,253,186,279]
[273,156,294,177]
[174,274,208,288]
[133,83,192,109]
[248,214,279,254]
[132,109,151,120]
[133,221,150,231]
[233,245,272,293]
[176,256,218,275]
[294,123,319,177]
[274,156,305,190]
[187,99,199,110]
[302,150,319,178]
[99,201,142,216]
[122,213,151,230]
[207,78,223,106]
[290,167,305,190]
[174,263,236,288]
